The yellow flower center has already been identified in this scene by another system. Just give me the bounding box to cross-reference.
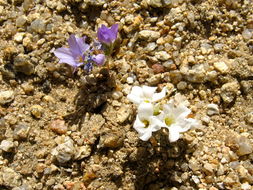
[165,116,175,126]
[142,120,149,128]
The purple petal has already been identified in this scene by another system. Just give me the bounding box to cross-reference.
[76,36,90,54]
[68,35,82,58]
[92,54,105,66]
[54,47,82,68]
[97,24,119,44]
[110,24,119,40]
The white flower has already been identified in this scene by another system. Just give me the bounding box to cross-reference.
[133,103,163,141]
[127,86,167,105]
[159,100,198,142]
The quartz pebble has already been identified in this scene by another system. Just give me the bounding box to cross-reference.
[139,30,160,41]
[51,137,75,163]
[220,82,240,104]
[0,139,14,152]
[245,112,253,124]
[13,32,25,43]
[207,104,219,116]
[0,90,14,105]
[155,51,171,61]
[213,61,229,74]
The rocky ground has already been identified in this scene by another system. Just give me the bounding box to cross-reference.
[0,0,253,189]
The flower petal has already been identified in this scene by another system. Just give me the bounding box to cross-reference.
[93,54,105,66]
[152,87,167,102]
[168,126,180,142]
[110,24,119,40]
[76,36,90,54]
[127,86,143,105]
[173,103,191,118]
[137,103,154,121]
[68,35,82,58]
[142,86,157,100]
[54,47,82,68]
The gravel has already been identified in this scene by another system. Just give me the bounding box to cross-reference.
[0,0,252,189]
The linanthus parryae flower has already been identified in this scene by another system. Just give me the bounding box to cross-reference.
[158,100,198,142]
[54,34,105,72]
[97,24,119,56]
[133,103,164,141]
[127,85,167,105]
[128,86,198,142]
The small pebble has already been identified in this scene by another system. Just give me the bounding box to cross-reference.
[13,124,30,140]
[207,104,219,116]
[139,30,160,41]
[0,139,14,152]
[30,105,44,118]
[0,90,15,105]
[50,119,67,135]
[213,61,229,74]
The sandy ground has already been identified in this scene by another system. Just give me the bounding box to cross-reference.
[0,0,253,189]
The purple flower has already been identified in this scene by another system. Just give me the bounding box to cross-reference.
[54,35,90,69]
[92,54,105,66]
[97,24,118,45]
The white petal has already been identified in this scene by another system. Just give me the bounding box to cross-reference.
[133,116,153,141]
[173,104,191,118]
[142,86,157,100]
[133,116,145,132]
[169,126,180,142]
[139,131,152,141]
[152,87,167,102]
[137,103,154,120]
[149,116,163,132]
[127,86,143,104]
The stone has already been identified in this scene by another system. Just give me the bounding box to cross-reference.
[13,32,25,43]
[213,61,229,74]
[117,105,132,123]
[51,137,75,163]
[13,54,34,75]
[245,112,253,124]
[30,105,43,119]
[144,0,163,7]
[139,30,160,41]
[152,64,164,74]
[240,80,253,95]
[99,132,124,149]
[185,64,206,83]
[155,51,171,61]
[203,163,215,175]
[1,167,22,187]
[226,134,253,156]
[237,136,253,156]
[177,81,187,90]
[207,104,219,116]
[16,15,27,27]
[50,119,67,135]
[220,81,240,104]
[30,19,46,34]
[0,90,14,105]
[74,145,91,160]
[13,124,30,140]
[0,139,14,152]
[242,29,252,40]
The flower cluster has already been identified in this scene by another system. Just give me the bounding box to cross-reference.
[54,24,118,72]
[127,86,198,142]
